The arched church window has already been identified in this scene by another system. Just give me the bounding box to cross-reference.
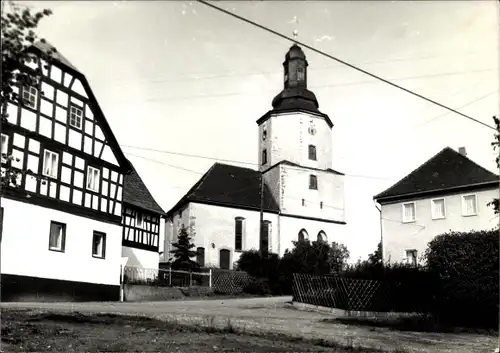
[317,231,327,242]
[298,229,309,242]
[308,145,317,161]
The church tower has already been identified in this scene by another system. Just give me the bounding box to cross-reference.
[256,44,345,253]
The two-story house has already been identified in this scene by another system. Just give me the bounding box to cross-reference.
[0,41,134,301]
[374,146,499,265]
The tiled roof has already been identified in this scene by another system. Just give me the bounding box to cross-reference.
[123,162,165,215]
[166,163,280,217]
[33,40,78,71]
[374,147,499,201]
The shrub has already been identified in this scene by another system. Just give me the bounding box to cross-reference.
[424,228,499,328]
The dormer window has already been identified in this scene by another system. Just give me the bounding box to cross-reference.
[308,145,317,161]
[69,105,83,129]
[23,86,38,107]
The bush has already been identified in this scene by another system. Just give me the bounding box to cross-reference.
[424,228,499,328]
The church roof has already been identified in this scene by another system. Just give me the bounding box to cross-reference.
[374,147,499,203]
[165,163,280,217]
[123,161,166,216]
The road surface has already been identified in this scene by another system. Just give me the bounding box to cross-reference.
[2,296,495,353]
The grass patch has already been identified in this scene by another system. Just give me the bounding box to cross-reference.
[327,315,498,336]
[1,309,409,353]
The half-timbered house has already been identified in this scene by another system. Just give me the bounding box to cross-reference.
[122,162,166,274]
[1,41,133,301]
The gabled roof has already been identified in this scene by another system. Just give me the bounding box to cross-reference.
[28,41,132,173]
[166,163,280,217]
[374,147,499,202]
[123,160,165,215]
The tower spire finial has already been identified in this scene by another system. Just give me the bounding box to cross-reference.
[291,16,299,43]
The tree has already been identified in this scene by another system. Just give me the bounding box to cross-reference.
[367,241,383,266]
[488,116,499,214]
[1,1,55,189]
[169,225,200,271]
[327,241,350,273]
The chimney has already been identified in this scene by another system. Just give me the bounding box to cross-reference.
[458,147,467,157]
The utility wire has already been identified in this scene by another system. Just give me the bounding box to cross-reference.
[197,0,496,131]
[122,147,391,181]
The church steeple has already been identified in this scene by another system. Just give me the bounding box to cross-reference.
[271,44,319,113]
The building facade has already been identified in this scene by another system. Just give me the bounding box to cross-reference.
[1,41,132,301]
[164,44,346,269]
[374,147,499,265]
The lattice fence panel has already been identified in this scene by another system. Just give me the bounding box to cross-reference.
[211,269,254,294]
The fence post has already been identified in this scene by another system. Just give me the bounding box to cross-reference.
[189,272,193,287]
[209,269,212,288]
[169,267,172,286]
[119,265,124,302]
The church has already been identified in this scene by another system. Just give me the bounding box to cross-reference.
[163,44,346,270]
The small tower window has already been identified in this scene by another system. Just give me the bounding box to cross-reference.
[302,199,305,206]
[309,175,318,190]
[262,149,267,165]
[308,145,317,161]
[320,201,323,209]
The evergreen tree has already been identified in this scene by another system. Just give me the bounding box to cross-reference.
[488,116,499,214]
[170,225,200,271]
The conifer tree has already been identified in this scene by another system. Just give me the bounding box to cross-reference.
[170,225,200,271]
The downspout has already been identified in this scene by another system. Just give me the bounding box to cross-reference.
[374,200,383,265]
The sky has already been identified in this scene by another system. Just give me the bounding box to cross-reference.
[21,0,500,261]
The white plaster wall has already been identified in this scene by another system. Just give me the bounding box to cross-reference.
[278,215,346,256]
[122,246,159,270]
[280,164,345,222]
[183,203,279,269]
[1,198,122,285]
[380,187,499,264]
[258,112,333,170]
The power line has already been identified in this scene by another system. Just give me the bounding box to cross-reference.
[143,68,496,103]
[122,146,391,180]
[197,0,497,131]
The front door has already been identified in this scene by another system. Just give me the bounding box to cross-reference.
[219,249,230,270]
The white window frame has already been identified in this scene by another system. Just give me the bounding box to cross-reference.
[69,105,83,129]
[42,149,59,178]
[401,202,416,223]
[431,198,446,220]
[23,86,38,107]
[1,134,8,163]
[86,166,100,192]
[48,221,66,252]
[462,194,478,216]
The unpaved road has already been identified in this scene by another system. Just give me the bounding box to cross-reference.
[2,297,496,353]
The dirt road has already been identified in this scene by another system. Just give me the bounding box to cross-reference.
[2,297,496,353]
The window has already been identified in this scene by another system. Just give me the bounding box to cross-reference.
[298,229,308,242]
[262,149,267,165]
[235,217,244,251]
[402,202,416,223]
[136,213,144,227]
[87,166,100,192]
[48,221,66,252]
[92,231,106,259]
[22,86,37,107]
[42,149,59,178]
[431,198,446,219]
[69,106,83,129]
[197,247,205,267]
[406,249,417,267]
[317,231,327,242]
[1,134,8,163]
[320,201,323,209]
[261,220,271,254]
[308,145,317,161]
[462,194,478,216]
[309,174,318,190]
[302,198,305,206]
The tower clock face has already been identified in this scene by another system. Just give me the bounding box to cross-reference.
[308,124,316,136]
[262,129,267,141]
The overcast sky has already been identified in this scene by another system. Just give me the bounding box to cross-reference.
[24,0,499,260]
